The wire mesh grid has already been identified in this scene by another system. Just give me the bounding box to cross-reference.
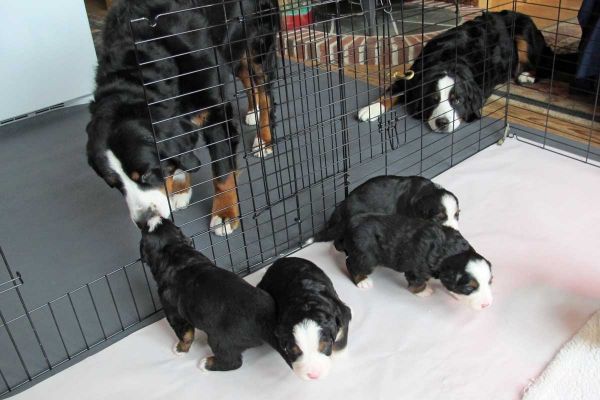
[493,0,600,165]
[2,0,598,396]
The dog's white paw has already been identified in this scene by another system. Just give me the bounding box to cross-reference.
[517,72,536,84]
[252,137,273,158]
[245,108,259,126]
[356,277,373,289]
[169,189,192,210]
[210,215,236,236]
[358,103,384,121]
[172,341,186,357]
[415,283,434,297]
[198,357,211,372]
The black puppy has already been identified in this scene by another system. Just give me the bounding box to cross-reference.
[140,216,280,371]
[314,175,459,250]
[342,213,493,310]
[258,257,352,380]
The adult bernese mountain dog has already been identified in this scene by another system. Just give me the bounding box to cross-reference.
[313,175,459,250]
[87,0,279,236]
[258,257,352,380]
[358,11,554,132]
[139,216,285,371]
[341,213,493,310]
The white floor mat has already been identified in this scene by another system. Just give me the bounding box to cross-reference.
[522,310,600,400]
[11,139,600,400]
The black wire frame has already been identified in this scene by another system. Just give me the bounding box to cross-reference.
[3,0,599,396]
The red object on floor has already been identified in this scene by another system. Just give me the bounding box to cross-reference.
[282,10,313,30]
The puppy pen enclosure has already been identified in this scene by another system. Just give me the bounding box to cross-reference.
[0,0,598,396]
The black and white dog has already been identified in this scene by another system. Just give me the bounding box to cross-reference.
[314,175,459,250]
[87,0,279,236]
[341,213,493,310]
[140,216,283,371]
[358,11,554,132]
[258,257,352,380]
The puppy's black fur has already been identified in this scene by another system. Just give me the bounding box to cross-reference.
[140,217,280,371]
[342,213,490,297]
[257,257,352,365]
[314,175,458,250]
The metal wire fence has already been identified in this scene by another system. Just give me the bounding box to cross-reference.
[1,0,597,396]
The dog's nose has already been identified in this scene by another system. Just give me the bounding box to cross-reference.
[435,117,449,130]
[481,302,490,309]
[307,371,321,380]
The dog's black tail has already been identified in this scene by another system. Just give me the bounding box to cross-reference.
[313,206,345,242]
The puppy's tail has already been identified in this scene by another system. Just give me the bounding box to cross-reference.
[313,206,345,243]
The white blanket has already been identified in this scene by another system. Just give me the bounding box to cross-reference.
[10,139,600,400]
[523,311,600,400]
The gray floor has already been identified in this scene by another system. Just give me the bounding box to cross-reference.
[0,61,506,396]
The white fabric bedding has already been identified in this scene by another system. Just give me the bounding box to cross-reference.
[522,310,600,400]
[11,139,600,400]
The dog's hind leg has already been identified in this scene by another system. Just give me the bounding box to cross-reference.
[164,308,195,355]
[199,338,244,371]
[206,112,241,236]
[346,256,375,289]
[249,58,274,158]
[238,58,260,126]
[405,271,433,297]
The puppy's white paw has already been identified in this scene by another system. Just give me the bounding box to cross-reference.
[356,277,373,289]
[415,283,434,297]
[198,357,211,372]
[245,108,259,126]
[358,103,384,121]
[172,342,186,357]
[210,215,236,236]
[252,137,273,158]
[517,71,536,84]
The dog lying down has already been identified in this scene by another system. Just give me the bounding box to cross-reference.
[313,175,459,250]
[341,213,493,310]
[139,216,285,372]
[258,257,352,380]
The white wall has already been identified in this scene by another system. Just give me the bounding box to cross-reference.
[0,0,98,122]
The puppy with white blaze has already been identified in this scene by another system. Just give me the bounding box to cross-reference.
[313,175,459,251]
[258,257,352,380]
[139,216,287,372]
[341,213,493,310]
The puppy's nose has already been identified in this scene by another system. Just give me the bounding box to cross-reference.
[481,302,490,309]
[307,371,321,380]
[435,117,449,130]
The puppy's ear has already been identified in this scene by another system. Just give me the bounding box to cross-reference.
[273,325,287,342]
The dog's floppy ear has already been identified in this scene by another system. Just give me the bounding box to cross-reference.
[456,68,484,123]
[463,85,483,123]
